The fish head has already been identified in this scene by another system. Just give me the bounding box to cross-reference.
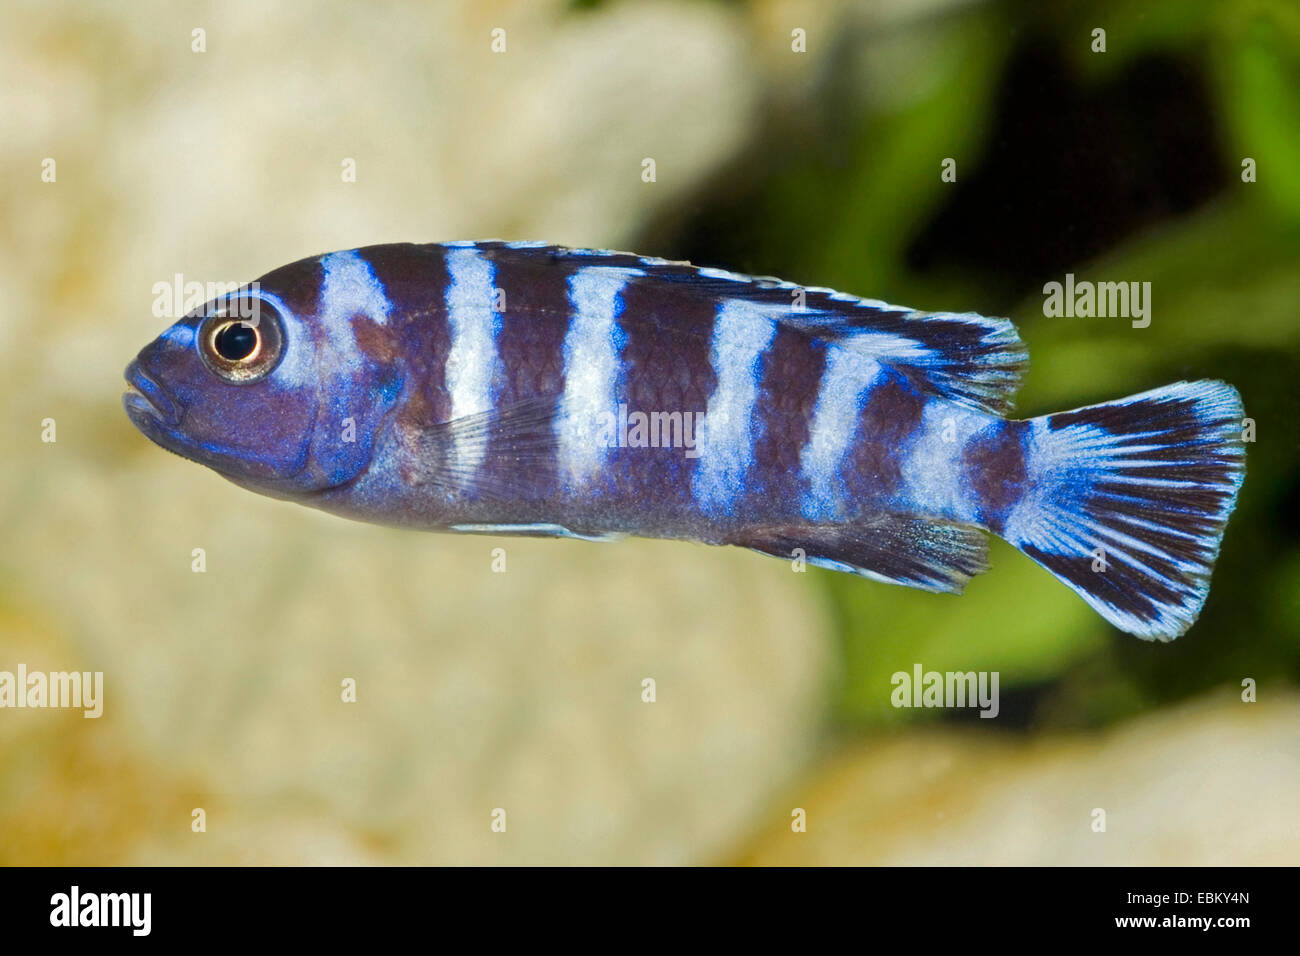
[124,255,404,497]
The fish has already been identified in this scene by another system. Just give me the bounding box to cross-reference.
[123,241,1246,640]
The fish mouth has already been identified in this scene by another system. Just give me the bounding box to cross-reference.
[123,360,181,427]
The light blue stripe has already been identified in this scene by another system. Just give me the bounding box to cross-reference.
[897,400,983,522]
[321,251,392,329]
[313,251,393,382]
[799,346,881,520]
[444,247,501,477]
[692,300,780,513]
[557,266,641,486]
[161,323,195,347]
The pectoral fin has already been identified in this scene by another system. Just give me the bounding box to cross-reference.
[400,395,565,500]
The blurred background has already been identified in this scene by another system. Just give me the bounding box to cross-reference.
[1,0,1296,865]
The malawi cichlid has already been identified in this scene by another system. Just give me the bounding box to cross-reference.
[124,242,1245,640]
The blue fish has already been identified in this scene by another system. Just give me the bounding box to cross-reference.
[124,242,1245,640]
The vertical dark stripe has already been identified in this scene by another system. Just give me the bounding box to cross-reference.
[357,243,454,427]
[614,274,721,519]
[750,328,827,509]
[841,367,929,512]
[254,254,324,324]
[488,246,578,406]
[479,246,578,506]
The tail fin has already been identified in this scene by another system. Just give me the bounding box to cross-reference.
[1000,381,1245,641]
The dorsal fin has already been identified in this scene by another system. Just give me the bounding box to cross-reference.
[465,241,1030,416]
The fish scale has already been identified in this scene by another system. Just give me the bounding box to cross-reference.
[124,241,1246,641]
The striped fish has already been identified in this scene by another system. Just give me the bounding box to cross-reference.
[124,242,1246,640]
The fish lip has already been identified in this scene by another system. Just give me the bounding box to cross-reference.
[123,360,181,426]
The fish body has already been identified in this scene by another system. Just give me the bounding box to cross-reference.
[125,241,1245,640]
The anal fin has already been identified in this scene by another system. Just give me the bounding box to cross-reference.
[733,514,989,594]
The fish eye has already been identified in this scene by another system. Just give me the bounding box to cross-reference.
[198,297,284,383]
[215,322,258,360]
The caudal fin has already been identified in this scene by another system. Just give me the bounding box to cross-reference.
[1000,381,1245,641]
